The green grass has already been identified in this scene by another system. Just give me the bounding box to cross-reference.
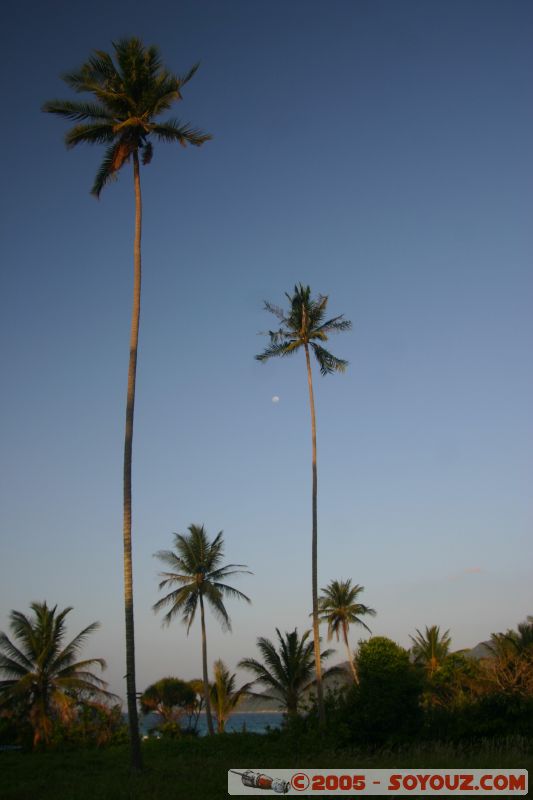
[1,734,531,800]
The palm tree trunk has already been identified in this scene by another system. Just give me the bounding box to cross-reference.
[304,343,325,726]
[122,151,143,771]
[199,592,215,735]
[343,621,358,683]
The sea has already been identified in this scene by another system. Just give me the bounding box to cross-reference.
[139,712,283,737]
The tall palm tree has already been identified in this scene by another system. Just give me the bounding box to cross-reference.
[318,579,376,682]
[239,628,335,717]
[210,660,251,733]
[256,284,351,724]
[0,602,109,748]
[409,625,451,678]
[153,524,251,736]
[43,38,211,769]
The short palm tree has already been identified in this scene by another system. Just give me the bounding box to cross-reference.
[410,625,451,678]
[0,602,109,747]
[318,579,376,682]
[153,524,251,736]
[500,617,533,655]
[239,628,335,717]
[210,659,251,733]
[256,285,351,724]
[43,38,211,769]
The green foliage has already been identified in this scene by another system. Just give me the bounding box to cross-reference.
[409,625,451,677]
[210,660,251,733]
[43,37,211,196]
[339,637,424,745]
[239,628,335,716]
[424,652,481,710]
[0,602,110,748]
[318,580,376,641]
[56,702,128,749]
[256,284,351,376]
[2,733,532,800]
[425,693,533,742]
[140,678,195,736]
[153,524,251,631]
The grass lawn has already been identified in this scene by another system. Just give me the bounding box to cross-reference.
[1,734,531,799]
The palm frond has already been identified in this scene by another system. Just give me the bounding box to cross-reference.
[203,584,231,632]
[141,141,153,165]
[255,339,302,362]
[91,142,122,197]
[0,633,34,672]
[208,565,253,581]
[178,62,200,88]
[212,583,251,604]
[42,100,114,122]
[311,343,348,375]
[151,119,212,147]
[263,301,288,323]
[64,123,116,148]
[313,315,352,336]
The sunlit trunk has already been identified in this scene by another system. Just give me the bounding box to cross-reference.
[304,343,325,726]
[343,620,358,683]
[123,151,143,770]
[200,593,215,735]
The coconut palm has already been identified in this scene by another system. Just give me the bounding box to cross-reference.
[318,579,376,682]
[256,285,351,724]
[0,602,109,747]
[496,617,533,656]
[210,660,251,733]
[43,38,211,769]
[409,625,451,678]
[238,628,335,717]
[483,619,533,696]
[153,524,251,736]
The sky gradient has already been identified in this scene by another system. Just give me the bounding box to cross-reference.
[1,0,532,700]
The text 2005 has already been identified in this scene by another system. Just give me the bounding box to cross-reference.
[313,775,366,791]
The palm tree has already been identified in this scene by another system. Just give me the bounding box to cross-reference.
[238,628,335,717]
[153,524,251,736]
[184,677,205,733]
[409,625,451,678]
[318,579,376,682]
[494,617,533,656]
[43,38,211,769]
[210,660,251,733]
[256,284,351,724]
[483,619,533,696]
[0,602,109,748]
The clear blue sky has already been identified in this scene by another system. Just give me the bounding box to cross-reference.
[1,0,532,700]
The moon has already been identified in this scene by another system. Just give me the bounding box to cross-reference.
[272,395,280,403]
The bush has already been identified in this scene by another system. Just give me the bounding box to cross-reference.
[338,637,424,746]
[425,692,533,742]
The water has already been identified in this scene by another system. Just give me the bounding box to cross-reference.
[140,711,283,737]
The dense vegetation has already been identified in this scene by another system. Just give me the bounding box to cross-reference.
[1,733,532,800]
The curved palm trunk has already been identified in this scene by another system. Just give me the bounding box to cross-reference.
[199,593,215,735]
[123,151,143,770]
[342,621,358,683]
[304,343,325,726]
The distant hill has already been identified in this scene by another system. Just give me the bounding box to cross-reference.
[463,641,493,660]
